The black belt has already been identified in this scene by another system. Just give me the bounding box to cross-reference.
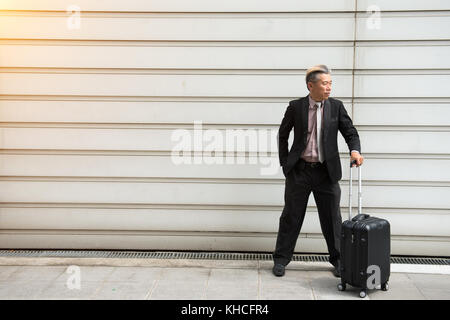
[304,162,324,168]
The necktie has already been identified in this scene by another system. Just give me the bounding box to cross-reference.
[316,102,324,163]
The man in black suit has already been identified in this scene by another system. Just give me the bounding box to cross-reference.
[272,65,364,278]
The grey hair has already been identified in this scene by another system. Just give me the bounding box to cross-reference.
[305,65,331,86]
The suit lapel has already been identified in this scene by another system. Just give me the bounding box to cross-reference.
[322,98,331,138]
[301,96,309,136]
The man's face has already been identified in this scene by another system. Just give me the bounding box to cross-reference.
[308,73,332,100]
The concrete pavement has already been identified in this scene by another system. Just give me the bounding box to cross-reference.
[0,257,449,300]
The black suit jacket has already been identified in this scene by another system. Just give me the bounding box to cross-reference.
[278,95,361,183]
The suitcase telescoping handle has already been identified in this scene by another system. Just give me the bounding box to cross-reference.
[348,160,363,221]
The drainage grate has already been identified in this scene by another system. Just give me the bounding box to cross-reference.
[0,250,448,265]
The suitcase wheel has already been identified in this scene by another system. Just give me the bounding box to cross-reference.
[337,283,346,291]
[359,290,367,298]
[381,282,389,291]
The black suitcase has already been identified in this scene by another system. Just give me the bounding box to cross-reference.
[338,161,391,298]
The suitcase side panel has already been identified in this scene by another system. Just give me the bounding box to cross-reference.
[340,221,354,285]
[340,220,367,288]
[353,221,369,288]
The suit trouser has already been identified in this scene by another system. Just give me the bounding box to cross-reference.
[273,161,342,267]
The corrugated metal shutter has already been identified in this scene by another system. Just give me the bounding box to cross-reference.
[0,0,449,256]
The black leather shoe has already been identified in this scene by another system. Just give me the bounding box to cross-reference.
[272,263,285,277]
[332,260,341,278]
